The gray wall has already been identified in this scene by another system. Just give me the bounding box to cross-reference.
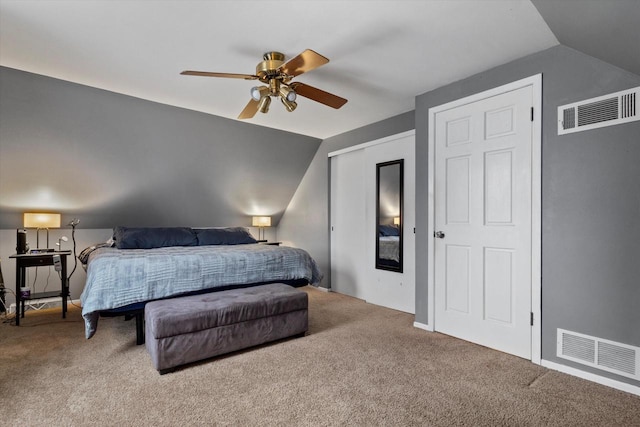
[280,43,640,387]
[278,112,415,288]
[0,66,320,305]
[0,66,320,230]
[415,45,640,386]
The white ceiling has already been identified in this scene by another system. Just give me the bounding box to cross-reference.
[0,0,559,139]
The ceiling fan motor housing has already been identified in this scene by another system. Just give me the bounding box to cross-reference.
[256,52,286,81]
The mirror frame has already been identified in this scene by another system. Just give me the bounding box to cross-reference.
[375,159,404,273]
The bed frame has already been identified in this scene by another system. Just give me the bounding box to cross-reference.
[99,279,309,345]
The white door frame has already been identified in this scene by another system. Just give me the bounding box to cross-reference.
[426,74,542,364]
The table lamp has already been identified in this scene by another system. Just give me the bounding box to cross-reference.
[252,216,272,241]
[23,213,61,250]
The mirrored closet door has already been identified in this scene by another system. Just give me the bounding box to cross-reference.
[329,130,415,314]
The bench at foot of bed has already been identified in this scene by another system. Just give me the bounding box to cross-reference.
[144,283,308,374]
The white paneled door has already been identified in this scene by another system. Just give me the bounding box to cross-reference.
[434,85,533,359]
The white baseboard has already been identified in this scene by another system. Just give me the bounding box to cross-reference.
[541,359,640,397]
[413,321,433,332]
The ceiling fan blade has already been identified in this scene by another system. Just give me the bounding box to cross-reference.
[238,98,260,119]
[181,71,258,80]
[279,49,329,78]
[289,82,347,109]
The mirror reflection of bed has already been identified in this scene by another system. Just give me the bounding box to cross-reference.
[378,224,400,269]
[376,159,403,272]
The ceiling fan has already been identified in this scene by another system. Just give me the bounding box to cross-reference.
[181,49,347,119]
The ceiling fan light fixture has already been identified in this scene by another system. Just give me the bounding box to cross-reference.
[258,95,271,114]
[279,86,297,102]
[281,97,297,112]
[251,86,269,101]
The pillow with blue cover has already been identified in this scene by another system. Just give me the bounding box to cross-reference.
[378,224,400,237]
[78,242,113,264]
[113,226,198,249]
[195,227,257,245]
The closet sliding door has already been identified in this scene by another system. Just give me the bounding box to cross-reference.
[365,136,415,313]
[330,149,367,300]
[329,130,416,313]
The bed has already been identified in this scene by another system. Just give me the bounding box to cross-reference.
[80,226,322,340]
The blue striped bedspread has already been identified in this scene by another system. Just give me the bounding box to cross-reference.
[80,244,322,338]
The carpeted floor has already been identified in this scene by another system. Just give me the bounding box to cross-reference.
[1,287,638,426]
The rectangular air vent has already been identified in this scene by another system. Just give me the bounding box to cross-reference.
[558,86,639,135]
[557,329,640,381]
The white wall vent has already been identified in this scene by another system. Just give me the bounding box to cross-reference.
[558,86,639,135]
[557,328,640,381]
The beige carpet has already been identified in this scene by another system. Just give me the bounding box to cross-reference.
[1,287,638,426]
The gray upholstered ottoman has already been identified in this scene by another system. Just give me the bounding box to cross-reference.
[145,283,308,374]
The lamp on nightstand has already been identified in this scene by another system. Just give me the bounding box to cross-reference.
[252,216,272,242]
[23,212,61,250]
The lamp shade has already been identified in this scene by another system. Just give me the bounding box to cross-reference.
[24,213,61,228]
[252,216,272,227]
[393,217,400,225]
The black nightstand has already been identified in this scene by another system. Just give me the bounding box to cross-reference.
[9,251,71,325]
[259,242,281,246]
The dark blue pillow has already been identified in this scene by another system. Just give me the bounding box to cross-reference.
[113,226,198,249]
[379,224,400,237]
[195,227,257,245]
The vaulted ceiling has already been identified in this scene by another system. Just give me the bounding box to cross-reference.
[1,1,637,139]
[531,0,640,77]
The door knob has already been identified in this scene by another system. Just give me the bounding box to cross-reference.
[434,231,445,239]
